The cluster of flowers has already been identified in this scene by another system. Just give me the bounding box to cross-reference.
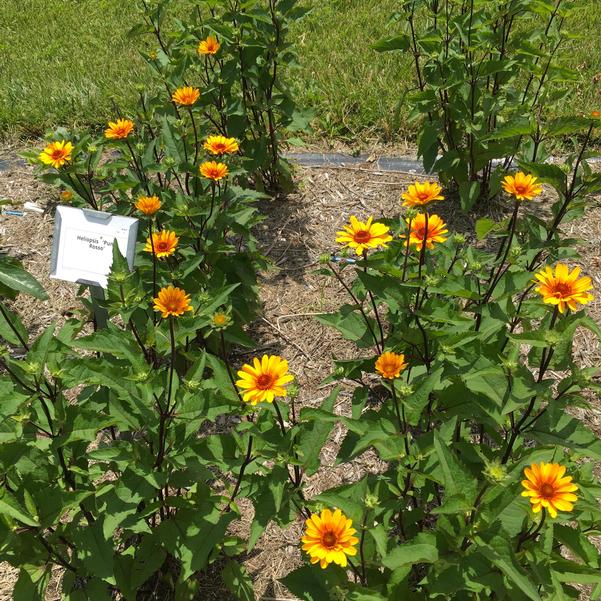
[230,173,590,570]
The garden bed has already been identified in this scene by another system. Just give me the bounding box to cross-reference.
[1,153,600,600]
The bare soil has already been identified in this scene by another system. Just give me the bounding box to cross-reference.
[0,154,599,600]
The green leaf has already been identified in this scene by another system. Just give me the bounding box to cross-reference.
[0,257,47,299]
[382,534,438,570]
[222,560,255,601]
[0,301,28,346]
[0,489,40,527]
[372,34,410,52]
[297,386,339,475]
[281,564,346,601]
[475,218,499,240]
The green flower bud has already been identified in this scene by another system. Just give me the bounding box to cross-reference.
[484,459,507,483]
[319,253,331,264]
[500,357,518,371]
[24,361,40,374]
[453,233,466,245]
[424,274,440,287]
[163,156,176,168]
[184,379,201,391]
[135,142,145,153]
[397,383,414,398]
[87,144,98,154]
[508,245,522,262]
[544,330,562,346]
[287,380,299,400]
[469,261,482,271]
[111,270,128,283]
[133,370,151,382]
[211,310,232,330]
[364,493,379,509]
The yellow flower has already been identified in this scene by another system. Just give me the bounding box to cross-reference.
[301,508,359,569]
[198,35,220,55]
[104,118,134,140]
[401,181,444,207]
[60,190,73,202]
[402,213,448,251]
[591,110,601,119]
[203,135,239,155]
[375,351,407,380]
[172,86,200,106]
[502,172,542,201]
[153,285,193,319]
[144,230,179,258]
[521,462,578,519]
[39,141,73,169]
[135,195,161,216]
[235,355,294,405]
[199,161,229,181]
[534,263,594,314]
[335,216,393,256]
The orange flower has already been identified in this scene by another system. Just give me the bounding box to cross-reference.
[235,355,294,405]
[104,118,134,140]
[172,86,200,106]
[591,110,601,119]
[375,351,407,379]
[203,135,239,155]
[60,190,73,202]
[521,462,578,519]
[153,285,193,319]
[198,35,220,55]
[502,172,542,201]
[301,508,359,569]
[335,216,393,256]
[199,161,229,181]
[135,195,161,216]
[39,141,73,169]
[401,181,444,207]
[144,230,178,258]
[402,213,448,251]
[534,263,594,313]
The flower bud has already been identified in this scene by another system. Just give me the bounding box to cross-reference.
[87,144,98,154]
[484,459,507,483]
[544,330,562,346]
[24,361,40,374]
[397,383,413,398]
[184,379,201,391]
[211,311,231,330]
[60,190,73,202]
[424,274,440,287]
[163,156,176,168]
[364,493,379,509]
[319,253,331,264]
[453,233,466,245]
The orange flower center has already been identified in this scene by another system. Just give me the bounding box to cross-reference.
[514,184,527,195]
[415,225,428,239]
[322,531,337,548]
[540,483,555,498]
[256,374,275,390]
[51,149,66,160]
[156,241,169,251]
[353,229,371,243]
[551,283,572,298]
[417,191,430,201]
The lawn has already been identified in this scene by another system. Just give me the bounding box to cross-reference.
[1,0,599,142]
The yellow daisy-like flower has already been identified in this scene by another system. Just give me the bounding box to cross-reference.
[502,172,542,201]
[203,135,239,155]
[153,285,193,319]
[301,508,359,569]
[521,462,578,519]
[144,230,179,258]
[135,195,161,216]
[375,351,407,380]
[402,213,448,251]
[104,118,134,140]
[534,263,594,314]
[335,216,393,256]
[401,181,444,208]
[39,141,74,169]
[172,86,200,106]
[199,161,229,181]
[235,355,294,405]
[198,35,220,55]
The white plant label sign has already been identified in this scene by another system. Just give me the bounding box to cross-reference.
[50,206,138,289]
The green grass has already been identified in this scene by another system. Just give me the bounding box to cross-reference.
[1,0,599,142]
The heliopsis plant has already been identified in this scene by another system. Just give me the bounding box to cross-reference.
[401,181,444,207]
[198,34,220,56]
[298,128,601,601]
[335,216,393,255]
[204,135,239,155]
[171,86,200,106]
[153,284,193,318]
[235,355,294,405]
[200,160,229,181]
[144,229,178,258]
[39,140,73,169]
[104,118,134,140]
[135,194,161,216]
[534,263,594,313]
